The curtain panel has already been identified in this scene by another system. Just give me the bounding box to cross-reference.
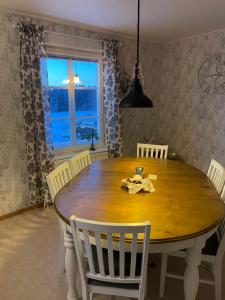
[102,39,123,157]
[18,22,54,207]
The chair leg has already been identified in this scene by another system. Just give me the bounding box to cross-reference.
[159,253,168,298]
[145,280,147,297]
[214,263,222,300]
[81,284,90,300]
[211,262,215,276]
[138,291,145,300]
[144,267,148,298]
[58,218,66,273]
[61,242,66,273]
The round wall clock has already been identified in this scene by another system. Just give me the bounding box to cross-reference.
[198,54,225,96]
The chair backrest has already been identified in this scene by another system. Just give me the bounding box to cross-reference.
[217,184,225,245]
[46,161,72,201]
[137,143,168,159]
[69,150,91,177]
[216,218,225,268]
[207,159,225,193]
[70,216,150,290]
[91,151,109,162]
[221,184,225,203]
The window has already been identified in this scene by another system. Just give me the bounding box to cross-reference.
[45,55,103,152]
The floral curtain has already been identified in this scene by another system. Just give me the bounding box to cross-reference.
[102,39,123,157]
[18,22,54,207]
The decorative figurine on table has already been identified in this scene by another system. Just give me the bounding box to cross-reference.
[136,166,144,176]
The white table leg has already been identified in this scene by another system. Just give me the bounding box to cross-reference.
[64,232,79,300]
[184,238,205,300]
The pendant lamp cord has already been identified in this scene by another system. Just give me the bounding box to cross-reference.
[135,0,140,79]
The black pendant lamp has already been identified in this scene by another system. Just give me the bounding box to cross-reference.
[119,0,153,108]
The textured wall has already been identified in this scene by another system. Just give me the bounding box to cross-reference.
[0,11,159,215]
[158,32,225,172]
[0,12,29,215]
[120,40,162,156]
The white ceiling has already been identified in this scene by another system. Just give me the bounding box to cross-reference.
[1,0,225,40]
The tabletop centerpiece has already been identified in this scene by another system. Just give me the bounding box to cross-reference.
[121,167,157,194]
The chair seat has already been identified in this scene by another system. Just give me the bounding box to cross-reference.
[202,232,219,256]
[88,278,139,290]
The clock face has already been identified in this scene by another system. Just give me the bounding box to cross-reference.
[198,54,225,96]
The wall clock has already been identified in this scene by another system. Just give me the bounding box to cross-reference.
[198,54,225,96]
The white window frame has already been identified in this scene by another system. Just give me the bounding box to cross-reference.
[46,48,105,157]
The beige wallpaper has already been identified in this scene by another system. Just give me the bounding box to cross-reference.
[0,11,160,216]
[158,32,225,173]
[0,12,29,216]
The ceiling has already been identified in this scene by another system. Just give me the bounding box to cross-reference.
[1,0,225,40]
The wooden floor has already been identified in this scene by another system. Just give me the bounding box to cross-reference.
[0,207,224,300]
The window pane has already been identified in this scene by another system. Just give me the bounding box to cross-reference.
[73,60,98,87]
[49,89,69,118]
[49,89,70,147]
[74,89,97,118]
[51,119,70,145]
[76,118,99,144]
[43,56,102,149]
[47,58,68,86]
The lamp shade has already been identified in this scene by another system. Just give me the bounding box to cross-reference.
[74,75,81,84]
[119,78,153,108]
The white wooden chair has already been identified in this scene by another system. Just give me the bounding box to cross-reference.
[159,185,225,300]
[207,159,225,194]
[70,216,151,300]
[221,185,225,203]
[46,161,72,200]
[91,151,109,162]
[137,143,168,159]
[46,162,72,271]
[69,150,91,177]
[218,185,225,241]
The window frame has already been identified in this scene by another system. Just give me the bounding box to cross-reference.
[46,48,105,156]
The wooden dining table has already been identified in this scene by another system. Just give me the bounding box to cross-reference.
[54,157,225,300]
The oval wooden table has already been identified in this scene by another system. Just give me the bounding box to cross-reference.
[54,157,225,300]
